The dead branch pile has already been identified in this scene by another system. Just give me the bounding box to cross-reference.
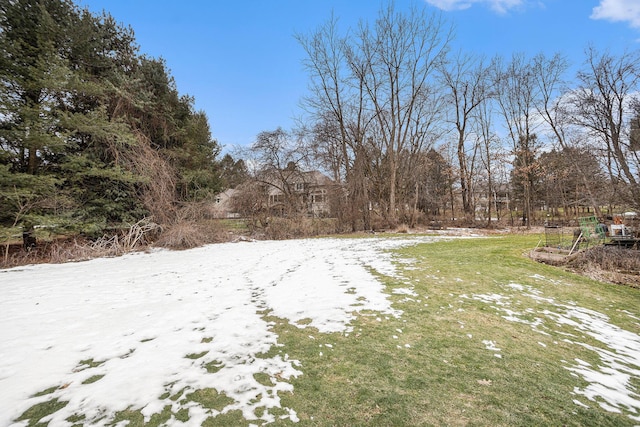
[566,245,640,288]
[91,218,161,255]
[0,218,161,268]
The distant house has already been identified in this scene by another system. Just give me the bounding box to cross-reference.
[211,170,335,219]
[209,188,240,218]
[475,183,510,219]
[265,170,333,217]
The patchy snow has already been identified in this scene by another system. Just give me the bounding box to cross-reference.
[544,305,640,420]
[0,235,444,426]
[471,280,640,422]
[482,340,502,358]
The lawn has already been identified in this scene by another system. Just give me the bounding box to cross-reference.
[2,232,639,426]
[276,234,640,426]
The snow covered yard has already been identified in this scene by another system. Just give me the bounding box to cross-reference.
[0,236,446,426]
[2,233,640,426]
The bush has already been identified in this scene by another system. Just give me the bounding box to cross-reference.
[566,245,640,287]
[395,224,409,233]
[568,245,640,271]
[262,217,341,240]
[154,222,204,249]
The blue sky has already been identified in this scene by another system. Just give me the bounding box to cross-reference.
[77,0,640,152]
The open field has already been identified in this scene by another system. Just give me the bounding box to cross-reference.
[1,231,639,426]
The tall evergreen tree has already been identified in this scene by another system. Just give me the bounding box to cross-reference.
[0,0,221,240]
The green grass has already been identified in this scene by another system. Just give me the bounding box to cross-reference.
[16,398,68,427]
[273,234,640,426]
[81,375,105,385]
[14,234,640,426]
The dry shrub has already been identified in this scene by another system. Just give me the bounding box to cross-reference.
[154,221,205,249]
[155,221,231,249]
[154,203,233,249]
[263,217,309,240]
[369,215,390,232]
[0,219,162,269]
[123,133,178,225]
[396,224,410,233]
[566,245,640,287]
[263,217,341,240]
[1,238,117,269]
[47,238,95,263]
[568,245,640,271]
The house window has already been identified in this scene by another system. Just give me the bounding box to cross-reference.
[311,190,326,203]
[295,182,307,192]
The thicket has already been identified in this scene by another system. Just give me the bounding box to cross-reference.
[567,245,640,287]
[0,0,225,253]
[290,4,640,230]
[4,1,640,268]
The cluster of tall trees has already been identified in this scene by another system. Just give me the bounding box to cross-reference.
[284,4,640,229]
[4,1,640,242]
[0,0,225,238]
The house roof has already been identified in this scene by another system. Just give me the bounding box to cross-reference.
[300,170,333,186]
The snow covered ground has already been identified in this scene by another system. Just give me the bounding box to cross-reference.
[2,233,639,425]
[0,236,446,426]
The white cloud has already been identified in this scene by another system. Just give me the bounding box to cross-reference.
[425,0,524,14]
[591,0,640,28]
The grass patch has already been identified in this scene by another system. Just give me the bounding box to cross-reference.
[75,358,104,371]
[175,408,189,422]
[120,349,135,359]
[169,387,187,402]
[16,398,68,426]
[253,372,273,387]
[81,374,105,385]
[66,413,85,424]
[201,410,246,426]
[295,318,313,326]
[111,405,173,427]
[271,234,640,426]
[186,388,234,411]
[32,386,58,397]
[204,360,224,374]
[185,351,209,359]
[11,233,640,426]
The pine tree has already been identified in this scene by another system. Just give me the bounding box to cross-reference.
[0,0,222,242]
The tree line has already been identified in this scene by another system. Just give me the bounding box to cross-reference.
[240,4,640,231]
[3,1,640,247]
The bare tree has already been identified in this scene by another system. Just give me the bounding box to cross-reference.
[299,4,451,228]
[297,14,352,183]
[474,92,504,226]
[242,128,311,218]
[569,46,640,209]
[532,52,607,217]
[297,15,373,230]
[439,51,492,220]
[345,4,452,226]
[492,53,541,227]
[538,147,607,218]
[409,147,453,224]
[532,53,570,147]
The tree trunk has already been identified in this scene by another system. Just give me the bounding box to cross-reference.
[22,226,36,251]
[388,152,398,227]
